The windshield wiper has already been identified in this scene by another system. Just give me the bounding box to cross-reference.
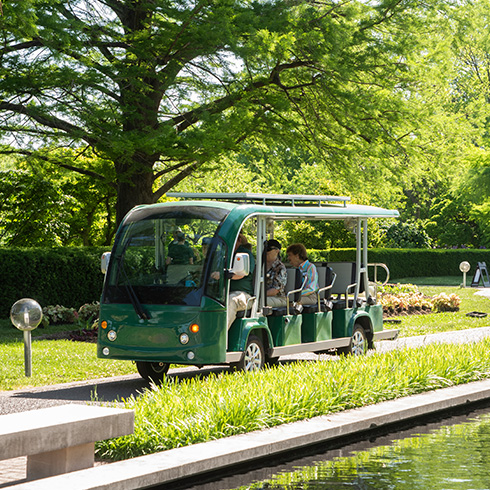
[115,239,151,320]
[120,265,151,320]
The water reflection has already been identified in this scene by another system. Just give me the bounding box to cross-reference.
[239,413,490,489]
[182,409,490,490]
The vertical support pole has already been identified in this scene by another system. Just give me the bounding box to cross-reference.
[254,216,267,314]
[354,218,362,302]
[24,330,32,377]
[362,218,370,300]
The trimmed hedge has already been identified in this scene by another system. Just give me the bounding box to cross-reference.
[1,246,489,319]
[307,248,490,281]
[0,247,107,318]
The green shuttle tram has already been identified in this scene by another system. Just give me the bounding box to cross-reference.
[97,193,399,382]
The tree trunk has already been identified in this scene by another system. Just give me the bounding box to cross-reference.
[115,170,155,227]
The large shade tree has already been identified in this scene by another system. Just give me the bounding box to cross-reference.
[0,0,439,225]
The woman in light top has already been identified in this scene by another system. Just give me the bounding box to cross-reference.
[286,243,318,305]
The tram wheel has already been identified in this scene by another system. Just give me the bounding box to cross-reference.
[136,361,170,383]
[237,335,265,372]
[338,324,368,356]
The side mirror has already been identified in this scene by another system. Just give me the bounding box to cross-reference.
[101,252,111,274]
[230,252,250,277]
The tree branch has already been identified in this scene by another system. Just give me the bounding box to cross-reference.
[153,159,195,180]
[153,161,202,201]
[171,60,309,133]
[0,148,115,186]
[0,100,94,144]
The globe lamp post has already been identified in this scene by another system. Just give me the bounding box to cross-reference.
[10,299,43,377]
[459,261,471,288]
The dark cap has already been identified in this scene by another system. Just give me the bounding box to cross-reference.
[266,239,281,251]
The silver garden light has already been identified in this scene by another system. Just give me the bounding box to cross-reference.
[10,298,43,377]
[459,261,471,288]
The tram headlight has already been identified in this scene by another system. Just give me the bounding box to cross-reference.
[102,347,110,356]
[107,330,117,341]
[187,351,195,360]
[179,333,189,345]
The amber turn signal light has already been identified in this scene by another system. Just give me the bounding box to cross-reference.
[190,323,199,333]
[101,321,108,329]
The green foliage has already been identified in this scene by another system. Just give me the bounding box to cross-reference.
[41,305,78,327]
[384,220,433,248]
[77,302,100,326]
[0,0,452,225]
[0,247,106,318]
[425,196,480,248]
[0,170,72,246]
[0,154,117,247]
[97,339,490,461]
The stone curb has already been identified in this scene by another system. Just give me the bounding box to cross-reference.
[9,378,490,490]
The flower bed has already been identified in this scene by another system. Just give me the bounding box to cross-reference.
[379,284,460,317]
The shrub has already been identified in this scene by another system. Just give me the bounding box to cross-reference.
[78,302,100,326]
[431,293,461,312]
[42,305,79,326]
[384,221,433,249]
[0,246,107,318]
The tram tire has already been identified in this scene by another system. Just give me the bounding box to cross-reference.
[236,335,265,372]
[337,324,368,356]
[136,361,170,383]
[266,356,280,367]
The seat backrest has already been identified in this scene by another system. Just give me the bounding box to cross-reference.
[285,268,303,302]
[327,262,356,296]
[316,265,326,289]
[314,263,334,300]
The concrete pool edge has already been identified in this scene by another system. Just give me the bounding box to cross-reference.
[9,377,490,490]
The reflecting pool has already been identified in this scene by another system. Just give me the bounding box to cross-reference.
[184,408,490,490]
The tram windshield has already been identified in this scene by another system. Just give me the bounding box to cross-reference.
[103,206,229,307]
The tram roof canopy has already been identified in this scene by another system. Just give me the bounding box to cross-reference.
[165,192,399,219]
[167,192,351,206]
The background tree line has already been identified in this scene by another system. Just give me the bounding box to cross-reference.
[0,0,489,250]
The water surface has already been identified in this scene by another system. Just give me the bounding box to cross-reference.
[183,408,490,490]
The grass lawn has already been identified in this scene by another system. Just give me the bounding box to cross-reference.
[394,285,490,338]
[0,318,136,390]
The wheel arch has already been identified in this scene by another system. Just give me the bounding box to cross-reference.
[232,319,272,353]
[350,313,374,346]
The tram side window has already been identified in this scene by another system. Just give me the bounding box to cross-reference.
[205,241,226,304]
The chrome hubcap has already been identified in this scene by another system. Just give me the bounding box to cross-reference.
[244,343,263,371]
[351,331,366,356]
